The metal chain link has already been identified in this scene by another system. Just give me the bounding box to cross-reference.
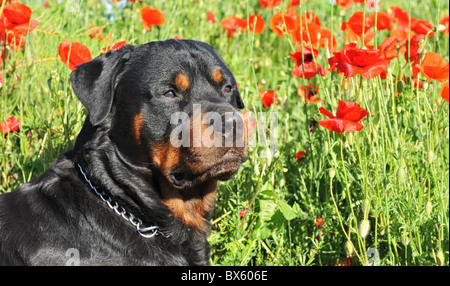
[77,164,169,239]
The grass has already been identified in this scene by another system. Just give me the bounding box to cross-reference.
[0,0,448,266]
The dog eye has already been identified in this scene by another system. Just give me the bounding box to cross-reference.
[223,85,233,94]
[164,90,176,98]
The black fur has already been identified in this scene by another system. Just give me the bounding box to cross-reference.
[0,40,247,265]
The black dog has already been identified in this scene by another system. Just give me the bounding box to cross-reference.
[0,40,248,265]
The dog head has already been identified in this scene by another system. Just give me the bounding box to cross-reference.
[71,40,248,231]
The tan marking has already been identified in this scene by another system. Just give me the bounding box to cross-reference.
[175,73,190,91]
[133,113,144,143]
[211,69,223,84]
[161,180,217,233]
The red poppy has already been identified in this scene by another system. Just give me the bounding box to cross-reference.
[369,12,393,31]
[0,116,20,135]
[410,18,433,36]
[140,6,166,31]
[404,34,424,64]
[88,25,103,40]
[220,16,247,38]
[415,52,449,83]
[336,0,353,9]
[102,40,128,53]
[207,11,216,23]
[295,151,307,162]
[269,8,299,38]
[2,3,31,25]
[440,82,449,102]
[378,36,398,60]
[315,217,324,228]
[58,41,92,71]
[439,15,449,35]
[318,27,336,49]
[341,11,372,39]
[259,90,280,108]
[2,3,39,34]
[328,43,390,79]
[239,209,247,220]
[259,0,283,8]
[0,2,38,50]
[290,45,328,80]
[298,85,321,103]
[247,14,265,34]
[318,101,369,133]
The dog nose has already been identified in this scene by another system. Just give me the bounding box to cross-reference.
[211,112,243,139]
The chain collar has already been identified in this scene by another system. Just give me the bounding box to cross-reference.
[77,163,169,239]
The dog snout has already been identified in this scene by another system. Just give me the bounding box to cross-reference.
[211,112,244,139]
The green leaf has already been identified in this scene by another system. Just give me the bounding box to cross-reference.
[280,202,297,221]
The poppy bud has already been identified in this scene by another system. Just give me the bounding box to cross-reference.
[422,81,429,90]
[397,168,407,183]
[436,250,445,266]
[397,80,404,94]
[401,228,409,246]
[437,24,447,32]
[323,141,329,155]
[362,199,371,218]
[359,219,371,239]
[425,200,432,216]
[427,149,434,164]
[344,240,355,257]
[328,168,336,180]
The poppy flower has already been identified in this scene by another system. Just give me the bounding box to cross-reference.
[88,25,103,40]
[269,8,299,38]
[341,11,372,39]
[410,18,433,36]
[247,14,265,34]
[318,27,336,49]
[101,40,128,53]
[439,16,449,35]
[415,52,449,83]
[295,151,307,162]
[290,45,328,80]
[318,101,369,133]
[58,41,92,71]
[369,12,393,31]
[298,85,321,103]
[336,0,353,9]
[315,217,324,228]
[140,6,166,31]
[328,43,390,79]
[239,209,247,220]
[259,90,280,108]
[404,34,424,64]
[0,116,20,135]
[2,3,39,34]
[2,3,31,25]
[440,82,449,102]
[259,0,283,8]
[378,36,398,60]
[207,11,216,23]
[220,16,247,38]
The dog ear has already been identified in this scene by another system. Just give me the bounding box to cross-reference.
[236,92,245,109]
[70,46,133,126]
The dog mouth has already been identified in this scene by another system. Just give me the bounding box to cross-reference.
[166,152,244,189]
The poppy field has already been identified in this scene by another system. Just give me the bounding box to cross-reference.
[0,0,449,266]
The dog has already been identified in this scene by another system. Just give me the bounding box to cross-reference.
[0,39,248,265]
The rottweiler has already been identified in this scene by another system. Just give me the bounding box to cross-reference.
[0,39,248,265]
